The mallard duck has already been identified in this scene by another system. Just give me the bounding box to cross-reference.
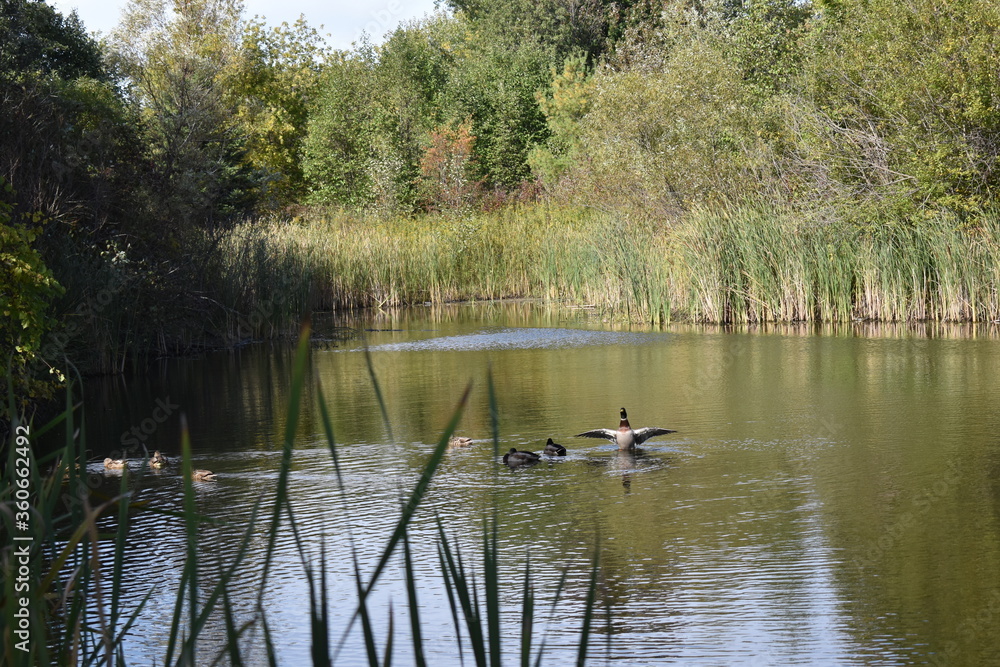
[104,458,126,470]
[575,407,675,451]
[149,451,168,468]
[503,448,541,467]
[191,469,217,481]
[543,438,567,456]
[448,436,474,449]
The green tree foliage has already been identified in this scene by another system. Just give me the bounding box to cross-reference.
[539,0,1000,221]
[441,31,550,189]
[302,47,386,209]
[1,0,136,225]
[303,15,464,212]
[0,0,154,407]
[236,17,331,204]
[0,179,65,413]
[554,35,777,212]
[447,0,633,62]
[796,0,1000,214]
[535,0,802,210]
[528,54,593,190]
[0,0,103,79]
[717,0,811,95]
[304,11,555,210]
[110,0,265,234]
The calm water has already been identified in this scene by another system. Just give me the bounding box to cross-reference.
[74,303,1000,665]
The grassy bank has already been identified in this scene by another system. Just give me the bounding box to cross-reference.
[213,204,1000,333]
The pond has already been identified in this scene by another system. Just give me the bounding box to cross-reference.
[73,302,1000,665]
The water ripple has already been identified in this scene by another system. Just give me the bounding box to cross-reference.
[361,327,667,352]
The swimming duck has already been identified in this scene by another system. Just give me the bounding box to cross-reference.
[503,448,541,467]
[50,460,82,480]
[575,407,675,451]
[543,438,567,456]
[149,451,168,468]
[104,458,127,470]
[448,436,474,449]
[191,469,217,481]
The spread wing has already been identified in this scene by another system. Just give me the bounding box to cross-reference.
[633,427,676,445]
[575,428,618,442]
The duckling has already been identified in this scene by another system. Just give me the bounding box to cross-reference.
[575,407,675,451]
[543,438,567,456]
[149,451,168,468]
[104,458,127,470]
[191,469,217,481]
[503,448,541,467]
[448,436,474,449]
[49,458,80,475]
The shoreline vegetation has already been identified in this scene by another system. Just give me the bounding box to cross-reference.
[0,0,1000,409]
[4,1,1000,661]
[219,203,1000,330]
[4,0,1000,408]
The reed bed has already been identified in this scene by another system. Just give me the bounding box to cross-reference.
[674,205,1000,323]
[211,204,1000,332]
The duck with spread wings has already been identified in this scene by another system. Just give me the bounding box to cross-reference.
[575,408,675,451]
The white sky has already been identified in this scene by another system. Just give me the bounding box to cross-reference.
[48,0,443,50]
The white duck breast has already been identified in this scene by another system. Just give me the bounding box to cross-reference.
[575,407,675,451]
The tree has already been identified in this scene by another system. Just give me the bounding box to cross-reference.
[235,16,331,204]
[442,33,550,190]
[446,0,627,63]
[529,54,593,190]
[109,0,265,234]
[796,0,1000,214]
[0,0,103,80]
[1,0,134,225]
[418,119,481,210]
[303,10,563,209]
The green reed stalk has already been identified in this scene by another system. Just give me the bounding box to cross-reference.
[520,557,534,667]
[402,529,427,667]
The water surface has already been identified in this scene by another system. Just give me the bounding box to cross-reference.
[76,304,1000,665]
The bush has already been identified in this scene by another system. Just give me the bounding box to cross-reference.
[0,181,65,417]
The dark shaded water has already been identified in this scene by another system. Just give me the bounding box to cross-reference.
[74,304,1000,665]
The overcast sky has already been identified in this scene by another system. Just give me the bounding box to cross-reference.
[48,0,442,50]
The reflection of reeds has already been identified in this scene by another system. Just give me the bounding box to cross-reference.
[213,205,1000,331]
[2,326,604,664]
